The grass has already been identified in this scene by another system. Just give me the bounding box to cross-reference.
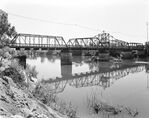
[87,90,138,117]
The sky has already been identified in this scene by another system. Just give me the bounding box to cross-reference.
[0,0,149,43]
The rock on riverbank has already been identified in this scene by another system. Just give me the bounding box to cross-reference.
[0,48,67,118]
[0,75,67,118]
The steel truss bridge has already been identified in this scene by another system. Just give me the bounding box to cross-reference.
[10,32,144,51]
[39,64,145,94]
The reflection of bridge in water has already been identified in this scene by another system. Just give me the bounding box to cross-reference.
[40,63,145,94]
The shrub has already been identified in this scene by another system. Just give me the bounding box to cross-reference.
[25,64,38,78]
[87,91,138,117]
[32,83,78,118]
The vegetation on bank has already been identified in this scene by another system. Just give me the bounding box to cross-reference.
[32,82,78,118]
[0,9,78,118]
[87,91,138,117]
[0,10,16,47]
[0,46,78,118]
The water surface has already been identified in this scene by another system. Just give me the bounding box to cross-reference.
[27,53,149,118]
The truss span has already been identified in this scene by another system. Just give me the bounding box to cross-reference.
[10,33,67,48]
[9,32,144,50]
[67,31,144,50]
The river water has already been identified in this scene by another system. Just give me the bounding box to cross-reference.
[26,52,149,118]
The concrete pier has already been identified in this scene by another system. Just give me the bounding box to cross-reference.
[61,49,72,65]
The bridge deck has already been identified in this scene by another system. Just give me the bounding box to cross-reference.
[10,44,144,51]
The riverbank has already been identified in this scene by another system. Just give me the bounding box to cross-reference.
[0,47,69,118]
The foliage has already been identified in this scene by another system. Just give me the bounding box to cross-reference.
[25,64,38,78]
[0,46,28,88]
[0,10,17,47]
[32,83,78,118]
[0,46,37,88]
[17,50,27,56]
[58,101,77,118]
[87,91,138,117]
[0,46,16,60]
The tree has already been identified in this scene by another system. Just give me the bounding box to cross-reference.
[0,10,17,47]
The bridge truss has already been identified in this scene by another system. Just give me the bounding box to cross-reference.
[10,33,67,49]
[67,31,144,50]
[9,31,144,50]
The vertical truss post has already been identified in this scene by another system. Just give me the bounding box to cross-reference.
[38,37,40,46]
[33,37,35,46]
[19,36,21,46]
[47,37,48,47]
[41,37,43,46]
[24,36,26,45]
[54,38,56,46]
[48,38,50,47]
[29,36,31,46]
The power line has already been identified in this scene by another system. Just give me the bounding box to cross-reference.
[146,22,148,42]
[8,12,145,39]
[8,12,100,32]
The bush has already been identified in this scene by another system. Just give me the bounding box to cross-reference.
[2,67,23,83]
[87,91,138,117]
[32,83,78,118]
[25,64,38,78]
[0,47,16,59]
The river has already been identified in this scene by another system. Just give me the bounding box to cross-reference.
[26,51,149,118]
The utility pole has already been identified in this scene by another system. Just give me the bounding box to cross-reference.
[146,22,149,56]
[146,22,149,89]
[147,73,149,88]
[147,22,148,42]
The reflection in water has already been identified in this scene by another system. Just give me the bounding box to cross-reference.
[72,56,83,65]
[26,50,60,63]
[41,63,145,94]
[145,64,149,73]
[61,65,72,77]
[26,51,149,118]
[145,64,149,88]
[26,51,146,92]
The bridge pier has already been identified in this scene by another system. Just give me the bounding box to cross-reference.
[61,49,72,65]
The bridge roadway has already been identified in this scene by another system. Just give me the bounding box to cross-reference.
[38,63,145,94]
[10,32,145,51]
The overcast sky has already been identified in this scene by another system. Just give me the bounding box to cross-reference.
[0,0,149,43]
